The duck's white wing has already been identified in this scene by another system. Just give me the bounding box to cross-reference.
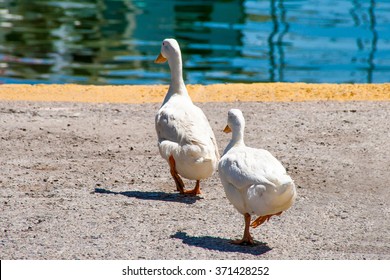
[219,146,295,214]
[219,147,287,189]
[155,97,219,162]
[187,104,220,161]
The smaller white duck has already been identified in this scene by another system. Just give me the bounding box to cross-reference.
[219,109,296,245]
[154,38,219,195]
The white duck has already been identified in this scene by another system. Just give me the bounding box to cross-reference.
[219,109,296,245]
[154,38,219,195]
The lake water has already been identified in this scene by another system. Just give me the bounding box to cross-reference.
[1,0,389,85]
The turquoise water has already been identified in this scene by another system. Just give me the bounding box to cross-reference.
[0,0,389,84]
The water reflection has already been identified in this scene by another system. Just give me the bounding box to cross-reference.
[367,0,378,83]
[268,0,288,82]
[350,0,378,83]
[0,0,389,84]
[1,0,141,84]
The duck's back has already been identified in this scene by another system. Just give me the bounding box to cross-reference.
[219,147,287,187]
[155,95,219,179]
[219,146,296,215]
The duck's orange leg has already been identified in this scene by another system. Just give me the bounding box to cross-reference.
[182,180,201,195]
[168,155,185,193]
[251,211,283,228]
[231,213,255,246]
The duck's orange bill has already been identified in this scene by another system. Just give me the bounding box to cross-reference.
[223,125,232,133]
[155,53,167,63]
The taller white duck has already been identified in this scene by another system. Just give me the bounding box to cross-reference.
[219,109,297,245]
[154,38,219,195]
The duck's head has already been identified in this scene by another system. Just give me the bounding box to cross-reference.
[155,38,181,64]
[224,108,245,133]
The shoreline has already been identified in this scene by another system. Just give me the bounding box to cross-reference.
[1,83,390,103]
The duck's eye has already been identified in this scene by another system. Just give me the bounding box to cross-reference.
[162,42,165,46]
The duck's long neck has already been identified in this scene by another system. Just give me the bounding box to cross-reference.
[163,54,189,104]
[223,126,245,155]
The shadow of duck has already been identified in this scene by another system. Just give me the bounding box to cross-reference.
[94,188,202,204]
[170,231,272,256]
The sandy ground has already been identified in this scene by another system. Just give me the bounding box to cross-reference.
[0,84,390,259]
[1,83,390,103]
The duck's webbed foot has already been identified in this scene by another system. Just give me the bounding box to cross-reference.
[182,180,201,195]
[231,213,256,246]
[251,211,283,228]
